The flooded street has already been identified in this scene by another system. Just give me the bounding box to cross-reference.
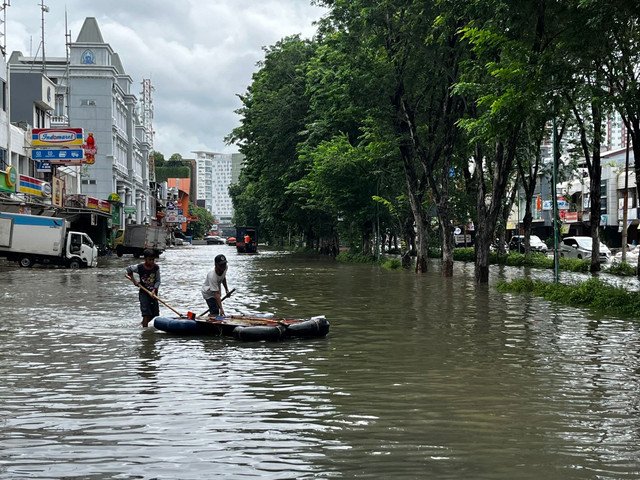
[1,245,640,479]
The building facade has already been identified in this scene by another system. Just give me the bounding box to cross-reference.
[9,17,153,240]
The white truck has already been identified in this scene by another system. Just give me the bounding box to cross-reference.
[114,224,168,258]
[0,212,98,268]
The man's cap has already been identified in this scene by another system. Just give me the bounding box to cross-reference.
[215,254,227,265]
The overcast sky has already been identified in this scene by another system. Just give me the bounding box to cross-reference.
[5,1,326,158]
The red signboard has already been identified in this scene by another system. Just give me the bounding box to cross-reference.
[98,200,111,213]
[86,196,100,209]
[565,212,578,223]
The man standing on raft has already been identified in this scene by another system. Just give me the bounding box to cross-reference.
[202,254,231,317]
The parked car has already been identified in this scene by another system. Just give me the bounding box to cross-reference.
[559,236,611,262]
[509,235,548,254]
[204,235,225,245]
[611,245,639,264]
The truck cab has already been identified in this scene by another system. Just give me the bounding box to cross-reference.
[66,232,98,268]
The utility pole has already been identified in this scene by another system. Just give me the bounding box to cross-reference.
[3,1,10,171]
[552,107,559,283]
[621,126,630,262]
[40,1,49,75]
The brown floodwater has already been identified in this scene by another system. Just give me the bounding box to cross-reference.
[1,245,639,479]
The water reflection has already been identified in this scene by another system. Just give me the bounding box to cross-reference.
[1,247,640,479]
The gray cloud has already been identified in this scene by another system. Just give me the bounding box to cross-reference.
[5,0,325,156]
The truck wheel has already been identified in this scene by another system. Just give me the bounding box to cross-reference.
[68,259,81,270]
[19,255,33,268]
[133,251,141,258]
[116,246,124,257]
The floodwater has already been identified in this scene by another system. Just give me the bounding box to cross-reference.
[1,245,640,479]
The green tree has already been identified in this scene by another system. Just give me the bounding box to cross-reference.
[187,204,215,239]
[315,0,470,274]
[227,36,317,245]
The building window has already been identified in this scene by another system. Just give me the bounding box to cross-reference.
[600,180,607,214]
[81,49,96,64]
[0,80,5,111]
[55,94,65,117]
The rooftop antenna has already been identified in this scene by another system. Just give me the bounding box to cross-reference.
[40,0,49,75]
[64,8,71,123]
[0,1,9,58]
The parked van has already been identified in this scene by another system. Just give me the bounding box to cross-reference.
[559,236,611,262]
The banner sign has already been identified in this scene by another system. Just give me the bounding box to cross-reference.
[165,214,187,223]
[565,212,578,223]
[99,200,111,213]
[16,174,51,197]
[52,177,65,208]
[86,196,100,210]
[32,128,84,146]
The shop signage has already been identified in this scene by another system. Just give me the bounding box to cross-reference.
[36,161,52,172]
[165,214,186,223]
[16,174,50,197]
[0,166,17,193]
[565,212,578,223]
[32,128,84,146]
[52,177,65,208]
[86,196,100,209]
[99,200,111,213]
[82,133,97,164]
[32,149,84,163]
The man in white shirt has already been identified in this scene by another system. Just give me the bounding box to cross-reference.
[201,254,230,317]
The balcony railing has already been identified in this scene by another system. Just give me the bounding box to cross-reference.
[50,115,69,126]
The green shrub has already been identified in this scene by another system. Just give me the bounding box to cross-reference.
[453,247,475,262]
[336,251,377,264]
[606,261,637,276]
[497,277,640,318]
[559,257,590,272]
[381,257,403,270]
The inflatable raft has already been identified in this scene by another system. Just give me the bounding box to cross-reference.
[151,314,330,342]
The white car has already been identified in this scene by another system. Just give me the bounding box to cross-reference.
[559,236,611,262]
[612,245,639,264]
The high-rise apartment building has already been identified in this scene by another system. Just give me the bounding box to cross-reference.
[193,151,244,223]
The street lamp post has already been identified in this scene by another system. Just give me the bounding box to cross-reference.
[552,110,560,283]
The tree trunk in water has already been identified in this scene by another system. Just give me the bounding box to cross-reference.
[401,214,414,269]
[441,223,455,277]
[475,231,491,283]
[589,171,602,273]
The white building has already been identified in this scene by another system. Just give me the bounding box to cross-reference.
[194,151,244,223]
[9,17,153,232]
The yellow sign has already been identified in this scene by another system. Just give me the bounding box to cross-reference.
[6,165,16,186]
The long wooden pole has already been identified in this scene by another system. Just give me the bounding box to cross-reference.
[198,288,236,317]
[125,275,184,317]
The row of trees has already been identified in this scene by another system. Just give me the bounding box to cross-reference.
[227,0,640,283]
